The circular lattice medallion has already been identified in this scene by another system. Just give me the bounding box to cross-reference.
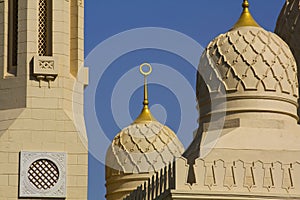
[20,152,66,198]
[28,159,59,190]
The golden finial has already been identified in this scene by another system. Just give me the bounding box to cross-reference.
[133,63,156,123]
[232,0,260,29]
[242,0,249,8]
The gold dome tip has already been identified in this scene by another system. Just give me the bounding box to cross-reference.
[232,0,260,29]
[133,106,156,123]
[242,0,249,8]
[133,63,157,124]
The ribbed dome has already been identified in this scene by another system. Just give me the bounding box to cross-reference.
[196,1,299,128]
[107,120,184,173]
[203,26,298,98]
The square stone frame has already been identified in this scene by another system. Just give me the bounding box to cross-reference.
[19,151,67,198]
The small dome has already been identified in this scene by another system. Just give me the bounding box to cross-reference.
[107,120,184,173]
[203,25,298,98]
[106,63,184,200]
[106,63,184,173]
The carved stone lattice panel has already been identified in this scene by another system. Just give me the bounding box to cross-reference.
[19,151,67,198]
[38,0,48,56]
[33,56,58,75]
[28,159,59,190]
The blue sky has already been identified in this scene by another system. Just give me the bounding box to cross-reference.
[84,1,285,199]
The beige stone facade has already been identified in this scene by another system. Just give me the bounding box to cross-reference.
[124,1,300,199]
[0,0,88,199]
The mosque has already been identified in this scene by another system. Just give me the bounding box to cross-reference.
[0,0,299,200]
[106,0,300,199]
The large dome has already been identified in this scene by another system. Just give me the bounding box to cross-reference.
[204,25,298,98]
[197,1,299,125]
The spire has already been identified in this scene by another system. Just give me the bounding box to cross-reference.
[232,0,260,29]
[133,63,156,123]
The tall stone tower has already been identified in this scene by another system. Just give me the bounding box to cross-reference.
[0,0,89,199]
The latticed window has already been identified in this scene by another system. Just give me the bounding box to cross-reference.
[19,152,67,198]
[38,0,52,56]
[7,0,18,75]
[28,159,59,190]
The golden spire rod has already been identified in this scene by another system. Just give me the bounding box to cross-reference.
[143,67,149,108]
[133,63,156,123]
[232,0,260,29]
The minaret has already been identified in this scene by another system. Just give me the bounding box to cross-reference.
[0,0,88,199]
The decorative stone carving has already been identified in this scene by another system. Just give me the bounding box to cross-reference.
[193,159,206,190]
[201,26,298,97]
[19,151,67,198]
[197,25,299,126]
[107,121,184,174]
[213,160,226,190]
[33,56,57,75]
[127,158,300,199]
[33,56,58,88]
[271,162,285,193]
[233,160,246,190]
[204,162,215,189]
[224,163,235,189]
[38,0,48,56]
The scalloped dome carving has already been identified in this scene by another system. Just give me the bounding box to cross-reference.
[202,26,298,98]
[106,121,184,173]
